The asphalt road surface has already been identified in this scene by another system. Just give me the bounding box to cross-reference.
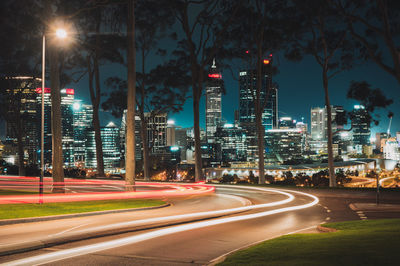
[1,185,399,265]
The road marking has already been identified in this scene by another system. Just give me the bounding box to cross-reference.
[50,223,91,237]
[325,217,331,221]
[2,188,319,266]
[217,193,252,206]
[326,210,331,213]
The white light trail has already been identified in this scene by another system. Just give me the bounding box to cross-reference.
[2,188,318,266]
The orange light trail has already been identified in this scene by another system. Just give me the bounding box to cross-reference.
[0,176,215,204]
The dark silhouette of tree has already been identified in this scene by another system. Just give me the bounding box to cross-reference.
[168,0,240,182]
[65,1,125,178]
[288,0,358,187]
[0,1,42,176]
[347,81,393,125]
[334,0,400,85]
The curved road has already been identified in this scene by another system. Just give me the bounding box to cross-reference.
[0,185,325,265]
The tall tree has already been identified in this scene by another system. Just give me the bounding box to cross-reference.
[125,0,136,190]
[66,1,125,178]
[226,0,287,184]
[289,0,357,187]
[45,0,66,192]
[170,0,239,181]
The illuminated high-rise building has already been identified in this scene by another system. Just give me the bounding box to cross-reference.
[238,69,278,161]
[101,122,120,169]
[3,76,40,165]
[205,59,223,143]
[352,104,370,146]
[73,100,94,167]
[311,105,344,141]
[36,88,75,166]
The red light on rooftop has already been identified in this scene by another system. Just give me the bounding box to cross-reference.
[269,53,273,57]
[36,88,51,94]
[245,50,249,54]
[208,73,222,79]
[263,59,270,65]
[65,88,75,95]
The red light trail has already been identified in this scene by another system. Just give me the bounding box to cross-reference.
[0,176,215,204]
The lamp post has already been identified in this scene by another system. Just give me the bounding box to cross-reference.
[40,28,67,203]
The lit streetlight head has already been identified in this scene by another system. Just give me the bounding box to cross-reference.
[55,28,67,39]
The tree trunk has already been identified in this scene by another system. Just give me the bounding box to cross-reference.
[125,0,136,190]
[49,47,65,193]
[140,117,150,181]
[322,68,336,187]
[90,10,105,178]
[16,120,25,176]
[92,104,105,177]
[193,86,203,182]
[256,111,265,184]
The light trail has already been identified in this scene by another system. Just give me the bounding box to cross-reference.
[1,187,319,266]
[0,176,215,204]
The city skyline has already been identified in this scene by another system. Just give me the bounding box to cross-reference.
[64,52,400,137]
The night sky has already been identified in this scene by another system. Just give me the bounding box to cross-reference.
[72,52,400,138]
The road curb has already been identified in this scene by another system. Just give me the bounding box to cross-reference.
[317,224,337,233]
[0,203,170,226]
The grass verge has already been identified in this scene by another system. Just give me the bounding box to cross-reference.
[0,199,166,220]
[218,219,400,266]
[0,189,41,195]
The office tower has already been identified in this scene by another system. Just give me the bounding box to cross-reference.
[352,105,370,146]
[73,100,94,167]
[101,122,120,169]
[215,124,247,162]
[146,113,167,153]
[238,70,278,161]
[375,132,388,152]
[120,110,142,162]
[311,105,344,141]
[36,87,75,166]
[238,70,278,130]
[265,128,303,163]
[383,138,400,161]
[3,76,40,165]
[205,59,223,143]
[61,89,75,167]
[311,107,325,140]
[166,120,176,146]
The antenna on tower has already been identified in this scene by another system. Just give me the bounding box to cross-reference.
[212,58,216,68]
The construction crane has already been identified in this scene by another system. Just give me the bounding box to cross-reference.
[387,112,394,137]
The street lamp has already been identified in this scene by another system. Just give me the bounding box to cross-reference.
[40,28,67,203]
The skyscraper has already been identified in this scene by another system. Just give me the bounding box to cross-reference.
[36,88,75,166]
[146,112,167,154]
[3,76,40,165]
[238,69,278,161]
[73,100,94,167]
[311,105,344,140]
[101,122,121,169]
[61,89,75,167]
[205,59,223,143]
[352,105,370,146]
[238,70,278,130]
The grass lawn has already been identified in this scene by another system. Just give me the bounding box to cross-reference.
[0,198,166,220]
[219,219,400,266]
